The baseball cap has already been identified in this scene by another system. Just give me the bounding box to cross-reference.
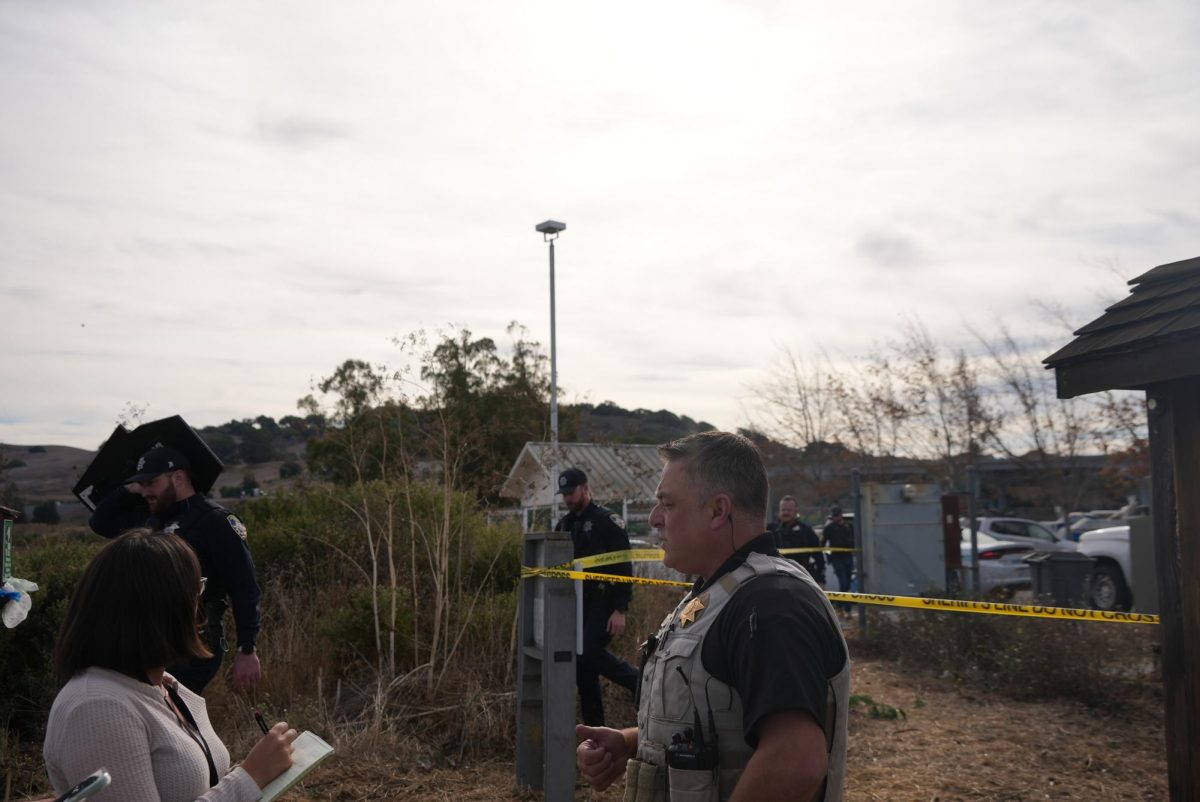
[125,447,191,483]
[830,505,843,516]
[557,467,587,494]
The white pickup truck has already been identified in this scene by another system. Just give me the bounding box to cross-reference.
[1076,525,1132,611]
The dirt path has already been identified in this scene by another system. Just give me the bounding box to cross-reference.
[291,627,1167,801]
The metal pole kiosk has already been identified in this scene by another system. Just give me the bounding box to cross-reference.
[1,505,17,581]
[536,220,566,526]
[516,531,577,797]
[966,466,980,594]
[851,469,867,632]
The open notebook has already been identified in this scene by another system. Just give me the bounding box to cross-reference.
[258,731,334,802]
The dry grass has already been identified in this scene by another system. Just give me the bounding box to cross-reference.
[842,621,1166,801]
[5,553,1167,801]
[201,600,1168,802]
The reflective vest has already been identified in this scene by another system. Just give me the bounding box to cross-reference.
[626,552,849,802]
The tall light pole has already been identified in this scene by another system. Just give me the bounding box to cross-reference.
[535,220,566,523]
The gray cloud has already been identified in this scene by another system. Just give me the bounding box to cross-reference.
[256,115,351,148]
[3,285,47,302]
[0,2,1196,448]
[856,233,922,269]
[120,237,251,260]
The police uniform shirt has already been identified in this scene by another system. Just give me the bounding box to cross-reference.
[90,487,262,651]
[694,533,846,747]
[823,520,855,550]
[768,519,824,573]
[555,501,633,613]
[162,495,261,651]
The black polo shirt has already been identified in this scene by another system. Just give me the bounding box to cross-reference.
[694,534,846,747]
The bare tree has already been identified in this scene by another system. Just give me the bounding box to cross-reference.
[887,322,999,489]
[750,348,845,496]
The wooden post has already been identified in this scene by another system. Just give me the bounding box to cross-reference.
[1147,378,1200,800]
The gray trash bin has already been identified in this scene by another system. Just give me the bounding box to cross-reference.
[1023,551,1095,608]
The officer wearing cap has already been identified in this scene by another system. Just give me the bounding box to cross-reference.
[823,506,855,615]
[555,467,639,727]
[88,446,262,695]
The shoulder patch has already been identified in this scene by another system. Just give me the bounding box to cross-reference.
[227,514,248,540]
[609,513,626,529]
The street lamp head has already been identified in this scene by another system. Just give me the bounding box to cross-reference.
[535,219,566,237]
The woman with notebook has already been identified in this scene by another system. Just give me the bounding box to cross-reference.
[42,529,298,801]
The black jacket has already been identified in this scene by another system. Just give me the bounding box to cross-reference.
[768,519,825,577]
[823,519,855,552]
[555,501,633,614]
[89,487,262,649]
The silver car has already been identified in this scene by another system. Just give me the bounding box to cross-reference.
[962,517,1076,552]
[958,532,1033,598]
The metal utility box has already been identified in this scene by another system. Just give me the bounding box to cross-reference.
[860,482,946,597]
[515,531,576,797]
[1024,551,1095,607]
[1130,516,1159,615]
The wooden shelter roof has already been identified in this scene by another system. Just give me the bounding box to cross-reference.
[500,442,663,507]
[1044,256,1200,398]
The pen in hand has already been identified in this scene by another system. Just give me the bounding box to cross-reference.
[254,710,269,735]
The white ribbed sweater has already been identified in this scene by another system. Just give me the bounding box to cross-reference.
[43,667,261,802]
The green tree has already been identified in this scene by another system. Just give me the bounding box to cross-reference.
[0,445,23,513]
[297,323,553,697]
[202,430,239,464]
[279,461,303,479]
[31,500,59,524]
[416,322,552,498]
[304,324,553,498]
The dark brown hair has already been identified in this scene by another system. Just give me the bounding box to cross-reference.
[657,431,768,518]
[54,529,211,681]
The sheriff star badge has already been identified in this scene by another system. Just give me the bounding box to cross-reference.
[678,594,707,627]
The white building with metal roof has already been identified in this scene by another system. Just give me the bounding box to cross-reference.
[501,441,663,509]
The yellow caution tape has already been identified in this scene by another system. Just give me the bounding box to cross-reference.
[520,563,1160,625]
[520,566,690,588]
[825,591,1159,625]
[569,549,666,570]
[563,546,856,572]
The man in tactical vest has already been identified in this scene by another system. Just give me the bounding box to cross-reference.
[88,446,263,695]
[555,467,640,727]
[576,431,849,801]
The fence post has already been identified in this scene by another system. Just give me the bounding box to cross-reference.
[516,531,576,797]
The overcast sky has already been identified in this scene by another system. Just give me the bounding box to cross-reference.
[1,1,1197,450]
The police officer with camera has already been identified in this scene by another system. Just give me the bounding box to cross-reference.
[555,467,639,727]
[576,432,849,801]
[88,446,262,695]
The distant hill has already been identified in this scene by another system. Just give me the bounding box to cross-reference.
[568,401,714,444]
[0,400,716,518]
[0,445,95,501]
